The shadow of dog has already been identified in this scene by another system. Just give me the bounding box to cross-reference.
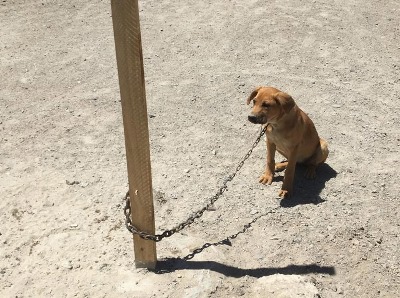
[279,163,337,208]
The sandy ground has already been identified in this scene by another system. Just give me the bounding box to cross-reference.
[1,0,400,297]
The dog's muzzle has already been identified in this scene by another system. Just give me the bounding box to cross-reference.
[248,115,264,124]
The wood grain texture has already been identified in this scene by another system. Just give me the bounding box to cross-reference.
[111,0,156,269]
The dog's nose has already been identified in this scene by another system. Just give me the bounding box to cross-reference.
[248,115,258,124]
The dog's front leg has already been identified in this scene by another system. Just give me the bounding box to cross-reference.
[279,146,298,198]
[259,138,275,185]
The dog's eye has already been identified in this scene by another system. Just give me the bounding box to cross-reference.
[262,103,270,108]
[252,99,256,106]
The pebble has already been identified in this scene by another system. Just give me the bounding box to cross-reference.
[66,180,80,185]
[250,210,258,215]
[332,104,342,108]
[62,260,73,270]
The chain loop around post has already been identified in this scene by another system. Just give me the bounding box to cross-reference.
[124,126,267,241]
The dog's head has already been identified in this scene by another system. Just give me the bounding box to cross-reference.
[247,87,295,125]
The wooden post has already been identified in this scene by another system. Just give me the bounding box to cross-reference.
[111,0,157,269]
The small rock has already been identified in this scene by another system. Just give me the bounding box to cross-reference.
[332,104,342,108]
[62,260,73,270]
[207,204,216,211]
[66,180,80,185]
[43,201,55,207]
[69,224,79,229]
[250,210,258,215]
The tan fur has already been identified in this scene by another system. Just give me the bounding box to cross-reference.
[247,86,329,198]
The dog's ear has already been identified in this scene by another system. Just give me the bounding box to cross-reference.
[273,92,295,113]
[246,87,262,105]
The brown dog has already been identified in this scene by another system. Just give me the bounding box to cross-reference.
[247,86,328,198]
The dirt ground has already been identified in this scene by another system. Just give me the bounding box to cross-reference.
[1,0,399,297]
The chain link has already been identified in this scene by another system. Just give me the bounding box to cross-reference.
[124,126,267,242]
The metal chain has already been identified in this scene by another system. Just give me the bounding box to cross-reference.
[124,126,267,242]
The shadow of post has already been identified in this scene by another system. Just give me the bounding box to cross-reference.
[155,258,336,278]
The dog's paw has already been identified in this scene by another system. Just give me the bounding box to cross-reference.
[278,189,291,198]
[274,161,288,172]
[259,173,273,185]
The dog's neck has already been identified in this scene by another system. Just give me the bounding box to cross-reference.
[266,105,299,131]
